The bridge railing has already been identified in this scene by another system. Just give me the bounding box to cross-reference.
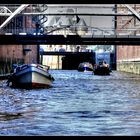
[0,28,37,35]
[0,26,140,36]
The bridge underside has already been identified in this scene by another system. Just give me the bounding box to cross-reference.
[0,35,140,45]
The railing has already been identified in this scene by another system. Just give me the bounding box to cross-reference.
[1,26,140,36]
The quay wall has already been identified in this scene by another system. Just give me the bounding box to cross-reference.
[117,45,140,74]
[0,45,37,75]
[117,61,140,74]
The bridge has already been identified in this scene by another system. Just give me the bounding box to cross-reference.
[0,4,140,46]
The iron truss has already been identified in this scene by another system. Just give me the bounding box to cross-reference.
[0,4,140,36]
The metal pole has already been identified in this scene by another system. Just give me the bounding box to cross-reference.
[36,22,40,64]
[114,4,117,70]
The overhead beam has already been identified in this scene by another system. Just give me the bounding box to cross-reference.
[0,35,139,45]
[0,4,29,30]
[21,13,134,16]
[40,51,94,56]
[0,12,134,16]
[46,4,114,8]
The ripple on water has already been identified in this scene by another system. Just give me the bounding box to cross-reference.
[0,70,140,135]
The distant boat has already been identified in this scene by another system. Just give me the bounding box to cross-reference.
[93,61,111,75]
[78,62,94,72]
[7,64,54,89]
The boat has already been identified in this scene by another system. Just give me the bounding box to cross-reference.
[7,64,54,89]
[78,62,94,72]
[93,61,111,75]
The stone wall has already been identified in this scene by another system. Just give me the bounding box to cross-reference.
[117,45,140,74]
[117,61,140,74]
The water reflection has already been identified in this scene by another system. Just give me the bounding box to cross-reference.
[0,70,140,135]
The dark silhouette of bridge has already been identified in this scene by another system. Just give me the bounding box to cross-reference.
[0,34,140,45]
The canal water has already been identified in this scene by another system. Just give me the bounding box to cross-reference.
[1,70,140,136]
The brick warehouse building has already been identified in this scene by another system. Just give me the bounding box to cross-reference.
[0,5,38,74]
[117,4,140,74]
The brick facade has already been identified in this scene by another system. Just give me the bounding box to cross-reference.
[117,46,140,62]
[0,5,37,74]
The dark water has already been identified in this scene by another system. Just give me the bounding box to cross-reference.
[1,70,140,136]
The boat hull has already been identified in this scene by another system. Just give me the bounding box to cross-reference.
[78,62,93,72]
[78,66,93,72]
[94,66,111,75]
[8,64,54,89]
